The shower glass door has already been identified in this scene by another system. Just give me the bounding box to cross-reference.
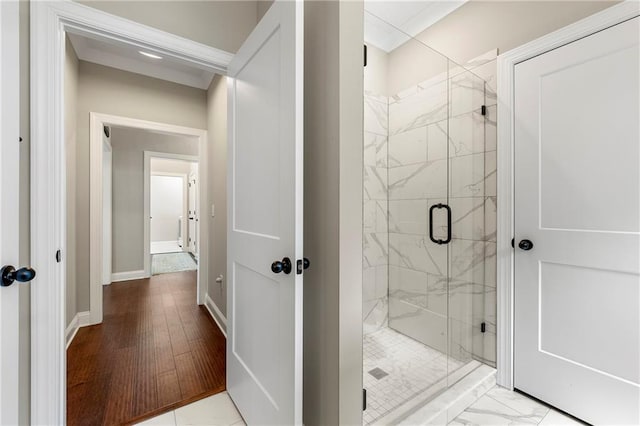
[445,62,489,381]
[363,10,489,425]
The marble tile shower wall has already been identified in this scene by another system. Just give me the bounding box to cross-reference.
[386,50,498,367]
[363,90,390,335]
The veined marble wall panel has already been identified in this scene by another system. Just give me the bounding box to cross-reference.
[446,51,497,367]
[362,48,498,367]
[386,50,498,367]
[364,92,389,335]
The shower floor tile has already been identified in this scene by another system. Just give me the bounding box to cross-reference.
[363,327,465,424]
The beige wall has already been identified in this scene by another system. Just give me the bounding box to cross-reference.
[257,0,274,22]
[77,1,258,53]
[111,128,198,274]
[206,74,228,320]
[75,62,207,311]
[303,1,363,424]
[416,1,618,64]
[364,44,389,96]
[382,1,617,95]
[65,37,79,327]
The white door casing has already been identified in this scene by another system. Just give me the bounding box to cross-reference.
[0,1,23,424]
[514,16,639,425]
[226,1,304,424]
[188,172,197,255]
[102,130,112,285]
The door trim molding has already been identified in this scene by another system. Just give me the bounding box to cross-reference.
[496,0,639,389]
[31,2,230,423]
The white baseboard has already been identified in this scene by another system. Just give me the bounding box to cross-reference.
[65,311,92,349]
[204,294,227,338]
[111,269,147,282]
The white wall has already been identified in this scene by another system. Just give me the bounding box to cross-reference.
[111,127,198,274]
[150,175,184,242]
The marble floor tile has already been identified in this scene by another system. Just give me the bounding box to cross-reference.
[451,394,539,425]
[539,409,585,425]
[486,387,550,423]
[136,411,176,425]
[174,392,243,426]
[447,386,589,426]
[135,392,244,426]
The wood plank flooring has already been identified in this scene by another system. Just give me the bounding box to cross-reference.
[67,271,226,426]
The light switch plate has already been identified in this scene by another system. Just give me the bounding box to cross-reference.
[211,203,215,217]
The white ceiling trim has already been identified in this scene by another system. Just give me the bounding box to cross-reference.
[68,34,214,90]
[364,0,468,52]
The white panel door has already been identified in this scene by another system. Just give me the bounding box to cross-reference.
[226,0,303,424]
[514,17,640,425]
[0,1,24,424]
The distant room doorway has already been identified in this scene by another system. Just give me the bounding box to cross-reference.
[149,157,199,275]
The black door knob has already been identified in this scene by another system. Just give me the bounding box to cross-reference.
[1,265,36,287]
[518,239,534,251]
[271,257,292,274]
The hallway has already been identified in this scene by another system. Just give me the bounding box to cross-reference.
[67,271,226,425]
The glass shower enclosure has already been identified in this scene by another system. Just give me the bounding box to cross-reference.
[362,11,496,424]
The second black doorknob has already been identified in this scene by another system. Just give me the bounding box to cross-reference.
[518,239,534,251]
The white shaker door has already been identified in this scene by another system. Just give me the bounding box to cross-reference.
[514,16,640,425]
[226,1,304,424]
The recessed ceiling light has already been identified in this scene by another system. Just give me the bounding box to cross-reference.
[139,51,162,59]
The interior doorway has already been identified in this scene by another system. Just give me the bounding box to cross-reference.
[148,155,199,276]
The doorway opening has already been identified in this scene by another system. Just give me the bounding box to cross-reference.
[60,18,227,424]
[148,155,199,275]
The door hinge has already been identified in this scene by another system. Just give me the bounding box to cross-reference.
[364,44,367,67]
[481,322,486,333]
[103,125,110,137]
[481,105,487,116]
[363,388,367,411]
[55,250,62,263]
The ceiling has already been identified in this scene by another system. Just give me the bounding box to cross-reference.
[68,33,216,90]
[364,1,468,52]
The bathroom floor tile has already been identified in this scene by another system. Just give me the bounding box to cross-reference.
[135,411,176,425]
[363,327,465,424]
[174,392,243,426]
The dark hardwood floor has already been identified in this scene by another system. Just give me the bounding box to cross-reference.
[67,271,226,426]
